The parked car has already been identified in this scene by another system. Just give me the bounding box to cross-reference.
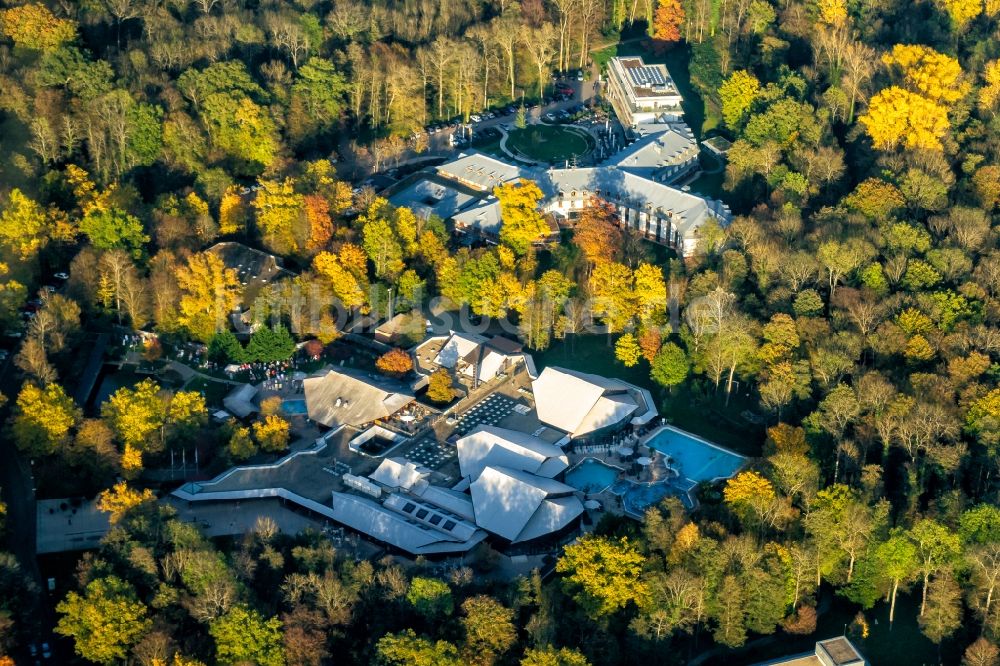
[0,350,8,362]
[576,69,584,81]
[53,272,69,280]
[41,643,51,659]
[470,114,481,122]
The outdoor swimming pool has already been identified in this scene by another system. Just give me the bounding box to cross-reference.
[282,399,308,415]
[647,426,746,483]
[564,458,620,493]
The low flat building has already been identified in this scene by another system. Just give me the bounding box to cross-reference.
[303,368,414,429]
[417,332,526,385]
[605,56,684,128]
[757,637,867,666]
[223,383,258,419]
[532,366,657,440]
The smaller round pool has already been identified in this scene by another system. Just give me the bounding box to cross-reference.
[565,458,621,494]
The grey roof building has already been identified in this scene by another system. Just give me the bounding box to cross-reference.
[303,369,414,429]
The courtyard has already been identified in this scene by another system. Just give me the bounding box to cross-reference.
[505,124,595,163]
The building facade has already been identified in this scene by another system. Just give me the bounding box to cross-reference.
[605,56,684,127]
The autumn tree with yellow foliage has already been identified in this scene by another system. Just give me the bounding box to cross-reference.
[494,180,550,256]
[97,481,155,523]
[882,44,968,103]
[175,251,241,341]
[860,87,950,151]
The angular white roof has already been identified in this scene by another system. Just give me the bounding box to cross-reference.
[532,367,645,438]
[470,466,582,542]
[369,457,430,490]
[456,425,569,482]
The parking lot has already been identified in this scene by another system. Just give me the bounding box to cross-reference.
[422,71,593,152]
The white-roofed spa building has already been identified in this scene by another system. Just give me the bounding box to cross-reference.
[531,366,658,441]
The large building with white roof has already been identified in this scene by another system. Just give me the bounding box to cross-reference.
[456,425,569,482]
[532,366,658,440]
[605,56,684,127]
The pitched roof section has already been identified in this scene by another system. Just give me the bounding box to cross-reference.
[369,457,430,490]
[456,425,569,481]
[304,369,414,428]
[532,367,655,438]
[437,152,528,191]
[469,466,582,542]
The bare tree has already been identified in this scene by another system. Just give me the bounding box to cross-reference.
[524,24,557,99]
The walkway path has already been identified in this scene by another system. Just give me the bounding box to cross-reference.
[72,332,109,406]
[497,125,541,165]
[164,360,242,388]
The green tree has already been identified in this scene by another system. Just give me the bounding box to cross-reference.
[209,605,284,666]
[407,577,453,621]
[55,576,151,665]
[875,531,920,623]
[246,325,296,362]
[460,595,517,665]
[208,330,245,364]
[911,518,962,617]
[376,629,461,666]
[80,209,149,258]
[650,342,689,388]
[288,58,347,144]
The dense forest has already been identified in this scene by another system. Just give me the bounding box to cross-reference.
[0,0,1000,662]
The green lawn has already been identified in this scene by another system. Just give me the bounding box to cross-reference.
[185,377,232,407]
[531,334,766,456]
[507,125,594,163]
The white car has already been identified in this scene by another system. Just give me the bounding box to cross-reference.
[53,272,69,280]
[469,114,482,122]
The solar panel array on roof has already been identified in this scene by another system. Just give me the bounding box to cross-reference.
[626,65,667,89]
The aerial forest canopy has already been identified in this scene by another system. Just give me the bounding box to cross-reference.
[0,0,999,663]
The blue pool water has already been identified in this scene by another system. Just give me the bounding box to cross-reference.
[647,426,745,483]
[282,399,308,415]
[565,458,620,493]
